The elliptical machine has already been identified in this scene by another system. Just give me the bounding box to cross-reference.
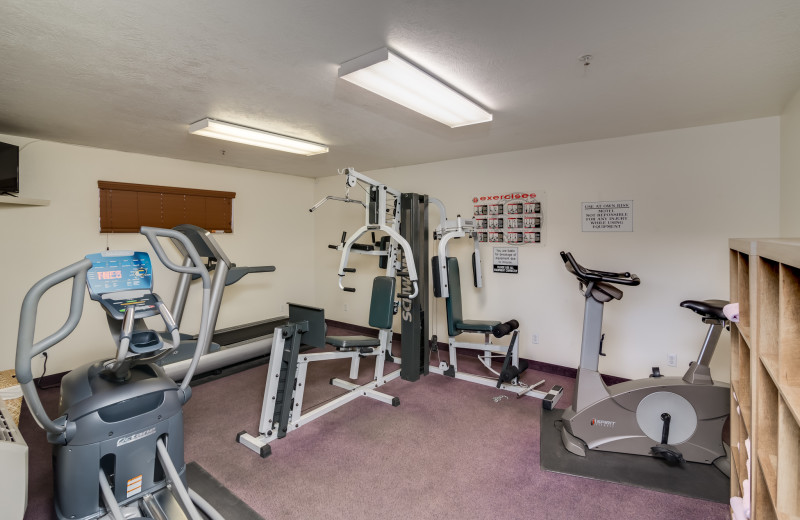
[15,227,224,520]
[558,251,729,473]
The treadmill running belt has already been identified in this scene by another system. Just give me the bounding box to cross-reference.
[212,317,289,347]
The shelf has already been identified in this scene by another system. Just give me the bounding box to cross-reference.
[757,361,779,494]
[739,336,752,432]
[755,463,779,520]
[729,239,800,520]
[733,409,751,484]
[758,448,779,511]
[0,196,50,206]
[731,443,743,489]
[731,335,742,398]
[776,398,800,516]
[782,386,800,427]
[739,325,752,348]
[762,353,779,384]
[758,258,780,362]
[756,239,800,268]
[779,265,800,390]
[739,253,752,332]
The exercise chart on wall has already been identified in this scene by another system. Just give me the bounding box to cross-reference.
[472,192,545,245]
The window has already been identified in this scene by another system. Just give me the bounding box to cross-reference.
[98,181,234,233]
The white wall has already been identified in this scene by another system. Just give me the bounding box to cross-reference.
[781,88,800,236]
[0,135,316,375]
[314,118,781,381]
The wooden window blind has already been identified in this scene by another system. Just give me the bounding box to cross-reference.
[98,181,235,233]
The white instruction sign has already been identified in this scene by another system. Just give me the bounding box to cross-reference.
[582,201,633,232]
[493,247,519,274]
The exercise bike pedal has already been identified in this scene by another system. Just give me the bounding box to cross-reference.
[650,444,685,465]
[650,412,684,465]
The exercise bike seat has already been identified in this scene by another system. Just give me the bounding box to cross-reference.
[680,299,729,320]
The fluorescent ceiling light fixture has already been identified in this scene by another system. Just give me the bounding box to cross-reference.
[338,47,492,128]
[188,118,329,156]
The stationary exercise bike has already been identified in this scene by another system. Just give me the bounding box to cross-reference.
[16,227,224,520]
[558,252,730,473]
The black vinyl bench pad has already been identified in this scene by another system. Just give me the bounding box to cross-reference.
[326,336,381,349]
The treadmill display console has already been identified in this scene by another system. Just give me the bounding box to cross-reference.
[86,251,157,319]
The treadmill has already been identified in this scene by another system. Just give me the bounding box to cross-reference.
[157,224,287,380]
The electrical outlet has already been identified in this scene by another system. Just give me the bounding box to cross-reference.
[667,353,677,367]
[532,334,539,344]
[344,304,348,312]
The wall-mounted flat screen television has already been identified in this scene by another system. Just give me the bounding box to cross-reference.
[0,141,20,194]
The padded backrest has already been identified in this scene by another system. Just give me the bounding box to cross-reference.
[445,257,463,337]
[368,276,396,330]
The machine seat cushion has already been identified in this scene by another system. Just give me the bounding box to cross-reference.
[455,320,501,333]
[680,299,729,320]
[325,336,381,349]
[445,257,505,336]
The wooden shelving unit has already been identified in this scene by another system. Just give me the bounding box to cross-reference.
[730,238,800,520]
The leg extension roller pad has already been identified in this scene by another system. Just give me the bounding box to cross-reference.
[542,385,564,410]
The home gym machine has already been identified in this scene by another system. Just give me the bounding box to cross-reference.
[236,167,421,457]
[15,227,226,520]
[558,251,730,473]
[156,224,279,381]
[325,167,428,381]
[317,168,561,403]
[428,209,561,403]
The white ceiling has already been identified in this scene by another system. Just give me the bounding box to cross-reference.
[1,1,799,178]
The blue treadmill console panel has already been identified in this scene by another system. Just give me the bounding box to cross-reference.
[86,251,159,320]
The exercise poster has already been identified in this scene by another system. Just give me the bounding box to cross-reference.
[472,191,544,245]
[581,200,633,232]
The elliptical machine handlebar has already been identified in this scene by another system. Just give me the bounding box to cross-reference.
[140,226,214,394]
[560,251,640,286]
[16,258,93,436]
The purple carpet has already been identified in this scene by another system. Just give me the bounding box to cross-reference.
[20,327,728,520]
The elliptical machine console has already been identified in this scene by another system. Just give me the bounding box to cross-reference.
[16,228,223,520]
[85,251,181,380]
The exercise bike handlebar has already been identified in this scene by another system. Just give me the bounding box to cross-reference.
[560,251,640,286]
